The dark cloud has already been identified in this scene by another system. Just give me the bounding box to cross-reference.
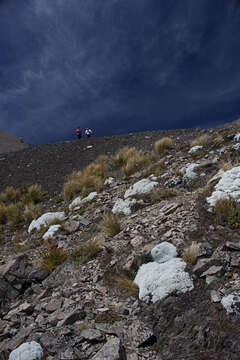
[1,0,240,144]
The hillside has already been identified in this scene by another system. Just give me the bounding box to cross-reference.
[0,131,29,154]
[1,124,240,359]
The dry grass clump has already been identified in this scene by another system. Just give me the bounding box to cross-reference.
[0,203,7,224]
[63,155,109,200]
[71,241,100,264]
[112,147,153,177]
[21,184,46,204]
[218,161,233,172]
[5,203,23,224]
[23,203,42,222]
[183,242,200,264]
[191,134,211,147]
[0,184,45,205]
[154,137,173,154]
[0,186,21,203]
[41,240,68,273]
[100,212,121,236]
[115,275,139,297]
[153,189,177,200]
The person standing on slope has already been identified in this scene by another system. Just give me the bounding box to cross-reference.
[76,127,82,139]
[85,128,92,138]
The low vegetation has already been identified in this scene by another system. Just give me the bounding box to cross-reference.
[0,184,45,225]
[183,242,200,264]
[115,275,139,297]
[112,146,154,177]
[41,240,68,273]
[214,197,240,229]
[70,241,100,264]
[100,212,121,236]
[154,137,173,154]
[191,134,211,147]
[63,155,109,200]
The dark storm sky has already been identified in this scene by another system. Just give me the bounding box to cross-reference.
[1,0,240,144]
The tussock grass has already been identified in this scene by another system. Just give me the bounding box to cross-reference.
[0,187,21,203]
[0,203,7,225]
[154,137,173,154]
[191,134,211,147]
[63,155,109,200]
[183,242,200,264]
[112,147,152,176]
[100,212,121,236]
[23,203,42,222]
[218,161,233,172]
[71,241,100,264]
[6,203,23,224]
[115,275,139,297]
[41,239,68,273]
[22,184,46,204]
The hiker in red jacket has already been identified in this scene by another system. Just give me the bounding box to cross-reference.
[76,127,82,139]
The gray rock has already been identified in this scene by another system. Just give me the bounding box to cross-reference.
[200,265,223,277]
[63,219,80,233]
[45,298,63,313]
[151,242,177,264]
[226,241,240,251]
[0,278,19,300]
[58,307,86,326]
[80,328,105,342]
[91,337,127,360]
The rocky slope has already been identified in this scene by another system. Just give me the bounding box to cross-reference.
[1,125,240,359]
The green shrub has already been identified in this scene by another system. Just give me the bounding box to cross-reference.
[214,197,240,229]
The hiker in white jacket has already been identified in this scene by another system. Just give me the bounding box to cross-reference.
[85,128,92,138]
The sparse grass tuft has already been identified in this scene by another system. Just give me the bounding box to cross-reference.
[0,187,21,203]
[154,137,173,154]
[191,134,211,147]
[153,189,177,200]
[41,239,68,273]
[63,155,109,200]
[100,212,121,236]
[95,310,123,324]
[183,242,200,264]
[190,149,207,160]
[71,241,100,264]
[218,161,233,172]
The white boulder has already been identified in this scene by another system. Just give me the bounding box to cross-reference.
[234,133,240,142]
[28,212,66,234]
[232,143,240,151]
[112,198,136,216]
[43,224,61,240]
[69,191,97,211]
[9,341,43,360]
[188,145,203,154]
[206,166,240,207]
[104,177,115,185]
[221,293,240,314]
[124,178,158,199]
[134,258,193,303]
[151,242,177,263]
[180,163,199,180]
